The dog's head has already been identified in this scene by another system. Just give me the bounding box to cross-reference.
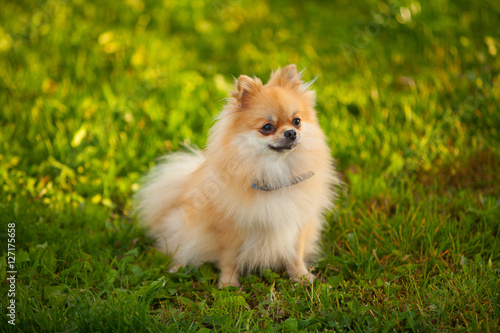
[227,64,320,157]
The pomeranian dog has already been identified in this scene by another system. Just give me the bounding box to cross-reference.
[137,64,338,287]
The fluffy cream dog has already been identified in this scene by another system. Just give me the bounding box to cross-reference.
[137,65,338,287]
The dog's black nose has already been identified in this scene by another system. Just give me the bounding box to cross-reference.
[284,129,297,141]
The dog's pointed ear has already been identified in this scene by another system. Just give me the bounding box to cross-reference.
[268,64,302,88]
[231,75,262,108]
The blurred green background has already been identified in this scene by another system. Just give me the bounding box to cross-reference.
[0,0,499,331]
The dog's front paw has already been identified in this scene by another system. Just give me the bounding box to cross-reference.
[292,272,316,285]
[168,264,181,273]
[218,265,240,289]
[218,279,241,289]
[304,272,316,284]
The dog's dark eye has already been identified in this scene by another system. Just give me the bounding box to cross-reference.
[260,123,274,134]
[292,118,301,127]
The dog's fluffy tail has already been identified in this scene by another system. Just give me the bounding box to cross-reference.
[135,149,204,231]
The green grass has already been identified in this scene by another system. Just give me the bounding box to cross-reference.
[1,0,499,331]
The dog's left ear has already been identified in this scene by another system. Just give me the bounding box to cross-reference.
[231,75,262,108]
[268,64,317,107]
[268,64,302,88]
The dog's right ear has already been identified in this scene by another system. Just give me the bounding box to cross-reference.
[231,75,262,108]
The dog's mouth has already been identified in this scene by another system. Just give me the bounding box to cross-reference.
[268,143,297,152]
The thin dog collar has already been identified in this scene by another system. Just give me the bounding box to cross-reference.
[252,171,315,192]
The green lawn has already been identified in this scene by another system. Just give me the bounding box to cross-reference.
[1,0,499,331]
